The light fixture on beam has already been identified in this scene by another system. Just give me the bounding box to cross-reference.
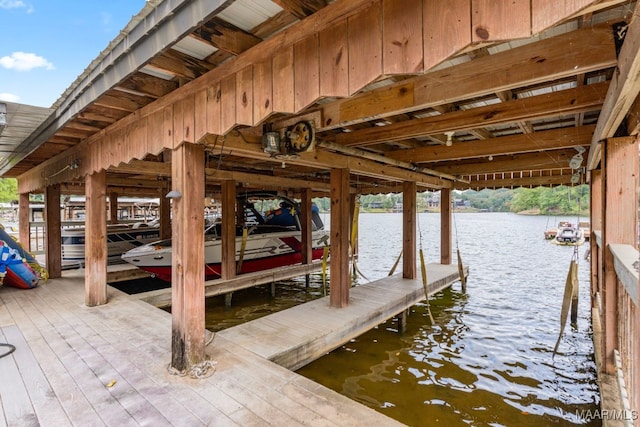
[444,131,455,147]
[166,190,182,199]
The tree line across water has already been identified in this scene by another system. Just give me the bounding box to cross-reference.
[356,185,589,216]
[0,178,589,217]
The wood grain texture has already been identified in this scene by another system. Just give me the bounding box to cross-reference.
[236,66,254,126]
[294,34,320,112]
[472,0,531,42]
[85,170,107,306]
[330,168,351,307]
[170,142,205,371]
[45,184,62,279]
[424,0,471,70]
[272,46,295,114]
[253,58,273,125]
[348,0,382,94]
[402,181,416,279]
[440,188,451,264]
[319,20,349,97]
[383,0,423,75]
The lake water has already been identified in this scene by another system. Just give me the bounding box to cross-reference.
[199,212,599,426]
[298,212,598,426]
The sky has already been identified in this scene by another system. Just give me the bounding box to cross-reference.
[0,0,147,107]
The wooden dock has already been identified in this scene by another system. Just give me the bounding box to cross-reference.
[136,261,325,308]
[219,263,463,370]
[0,269,409,426]
[0,263,462,426]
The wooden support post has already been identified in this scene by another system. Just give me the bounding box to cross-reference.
[270,282,276,297]
[330,168,350,308]
[440,188,452,265]
[224,292,233,307]
[349,194,359,280]
[44,184,62,279]
[109,192,118,224]
[85,171,107,306]
[159,183,171,240]
[601,136,638,373]
[18,192,30,252]
[221,181,236,280]
[170,142,205,372]
[397,309,407,334]
[300,189,313,288]
[403,181,417,279]
[589,169,602,307]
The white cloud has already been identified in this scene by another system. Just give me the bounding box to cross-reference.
[0,52,54,71]
[0,93,20,102]
[0,0,33,12]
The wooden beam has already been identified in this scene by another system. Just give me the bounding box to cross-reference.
[388,125,595,163]
[272,0,327,19]
[170,142,206,372]
[85,171,107,306]
[321,25,615,130]
[440,188,451,264]
[587,3,640,169]
[430,149,587,175]
[44,184,62,279]
[195,18,262,55]
[335,81,608,147]
[330,168,350,308]
[403,181,417,279]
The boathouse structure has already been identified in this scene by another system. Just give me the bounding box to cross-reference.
[0,0,638,422]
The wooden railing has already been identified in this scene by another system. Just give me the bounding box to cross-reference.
[592,229,639,423]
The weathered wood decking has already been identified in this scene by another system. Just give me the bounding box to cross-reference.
[0,264,461,426]
[219,263,463,370]
[0,271,404,426]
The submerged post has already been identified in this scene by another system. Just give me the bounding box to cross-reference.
[440,188,452,265]
[403,181,416,279]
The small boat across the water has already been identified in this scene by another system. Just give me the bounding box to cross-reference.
[552,224,585,246]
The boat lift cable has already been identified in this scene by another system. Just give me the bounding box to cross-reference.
[417,211,435,325]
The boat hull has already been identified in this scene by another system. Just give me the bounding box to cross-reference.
[139,248,326,282]
[122,230,330,282]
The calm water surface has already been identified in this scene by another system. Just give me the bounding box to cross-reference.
[298,212,598,426]
[204,212,598,426]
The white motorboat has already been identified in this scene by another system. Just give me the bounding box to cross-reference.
[121,193,330,282]
[62,221,160,265]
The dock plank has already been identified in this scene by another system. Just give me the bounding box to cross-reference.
[2,325,70,427]
[0,327,39,427]
[219,263,464,371]
[0,264,422,426]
